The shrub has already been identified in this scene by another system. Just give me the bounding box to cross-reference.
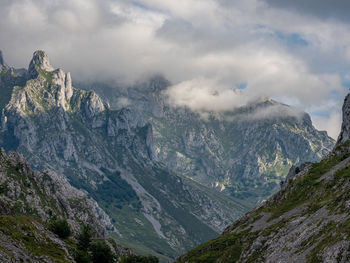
[74,249,91,263]
[48,219,71,239]
[90,240,115,263]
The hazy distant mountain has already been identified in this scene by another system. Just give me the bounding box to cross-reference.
[0,51,249,260]
[80,76,335,204]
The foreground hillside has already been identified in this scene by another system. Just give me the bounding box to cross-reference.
[0,50,250,259]
[82,77,335,203]
[0,149,130,262]
[178,94,350,262]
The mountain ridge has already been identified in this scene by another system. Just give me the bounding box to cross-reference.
[0,50,250,260]
[80,76,335,203]
[177,93,350,262]
[0,147,131,262]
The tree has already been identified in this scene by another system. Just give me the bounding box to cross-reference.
[90,240,115,263]
[74,249,91,263]
[77,224,94,251]
[48,218,71,239]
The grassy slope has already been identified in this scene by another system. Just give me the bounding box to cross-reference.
[178,141,350,262]
[0,216,73,262]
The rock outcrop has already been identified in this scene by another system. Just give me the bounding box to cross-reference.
[0,50,4,66]
[337,93,350,145]
[28,50,54,78]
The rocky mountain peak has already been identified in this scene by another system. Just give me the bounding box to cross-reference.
[28,50,54,78]
[337,93,350,145]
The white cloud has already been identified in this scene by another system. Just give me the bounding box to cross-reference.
[0,0,349,137]
[164,78,248,112]
[312,111,342,140]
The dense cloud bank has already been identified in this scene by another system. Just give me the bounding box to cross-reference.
[0,0,349,138]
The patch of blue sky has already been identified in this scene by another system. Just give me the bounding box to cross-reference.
[275,31,309,47]
[131,1,149,9]
[131,1,168,15]
[343,81,350,90]
[310,110,330,118]
[253,25,308,48]
[236,83,247,90]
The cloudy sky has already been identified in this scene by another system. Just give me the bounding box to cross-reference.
[1,0,350,138]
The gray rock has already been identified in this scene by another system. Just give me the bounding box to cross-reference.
[337,93,350,145]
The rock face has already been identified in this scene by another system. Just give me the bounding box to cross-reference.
[178,93,350,263]
[0,50,27,111]
[0,148,127,262]
[0,149,115,237]
[337,93,350,145]
[0,51,250,259]
[82,77,335,204]
[0,50,4,66]
[28,50,54,78]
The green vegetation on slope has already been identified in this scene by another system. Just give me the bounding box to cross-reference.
[178,141,350,262]
[0,216,72,262]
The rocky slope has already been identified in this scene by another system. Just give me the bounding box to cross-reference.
[0,149,115,237]
[0,50,250,260]
[82,77,335,204]
[0,148,127,262]
[178,93,350,262]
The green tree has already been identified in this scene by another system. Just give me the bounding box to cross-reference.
[48,219,71,239]
[77,224,94,251]
[74,249,91,263]
[90,240,115,263]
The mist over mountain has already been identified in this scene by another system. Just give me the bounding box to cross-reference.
[79,76,335,204]
[1,0,348,140]
[0,50,251,260]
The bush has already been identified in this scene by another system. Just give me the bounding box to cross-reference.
[90,240,115,263]
[48,219,71,239]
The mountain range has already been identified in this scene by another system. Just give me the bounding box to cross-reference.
[0,50,336,260]
[79,76,334,204]
[0,51,250,260]
[178,94,350,262]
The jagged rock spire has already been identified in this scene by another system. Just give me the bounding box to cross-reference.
[28,50,54,78]
[337,93,350,145]
[0,50,4,66]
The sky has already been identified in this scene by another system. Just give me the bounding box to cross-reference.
[0,0,350,139]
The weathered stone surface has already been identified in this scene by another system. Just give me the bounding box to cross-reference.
[337,93,350,145]
[28,50,54,78]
